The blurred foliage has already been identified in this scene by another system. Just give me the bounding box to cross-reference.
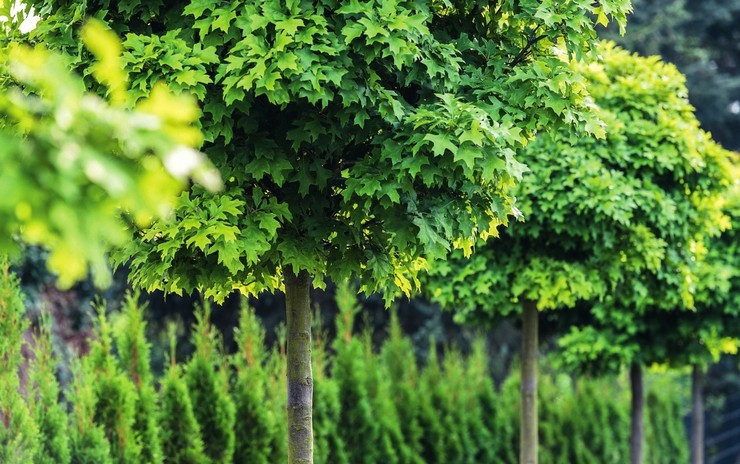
[0,16,219,287]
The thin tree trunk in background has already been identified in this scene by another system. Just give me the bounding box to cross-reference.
[691,364,705,464]
[520,299,538,464]
[630,363,644,464]
[285,268,313,464]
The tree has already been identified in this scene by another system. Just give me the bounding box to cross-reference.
[112,293,163,464]
[27,313,71,464]
[0,17,217,287]
[86,306,142,463]
[559,171,740,464]
[601,0,740,151]
[0,258,40,464]
[425,42,731,464]
[184,303,236,464]
[231,303,276,464]
[29,1,630,461]
[157,326,207,464]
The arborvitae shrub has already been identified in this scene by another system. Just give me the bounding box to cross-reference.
[332,282,383,464]
[86,306,141,463]
[28,313,70,464]
[265,341,288,463]
[464,338,497,464]
[0,260,39,464]
[645,375,689,464]
[312,318,349,464]
[361,329,407,464]
[441,346,477,464]
[112,293,162,464]
[379,309,425,464]
[67,362,113,464]
[491,373,520,464]
[185,303,235,464]
[231,303,275,464]
[158,328,206,464]
[416,343,451,464]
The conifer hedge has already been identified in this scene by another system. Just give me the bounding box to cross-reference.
[0,277,692,463]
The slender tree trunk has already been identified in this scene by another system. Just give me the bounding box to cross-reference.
[630,363,644,464]
[520,299,538,464]
[691,364,705,464]
[284,268,313,464]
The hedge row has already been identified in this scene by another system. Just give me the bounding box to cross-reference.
[0,268,688,463]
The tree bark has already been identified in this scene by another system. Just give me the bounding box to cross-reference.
[520,299,538,464]
[285,268,313,464]
[630,363,644,464]
[691,364,705,464]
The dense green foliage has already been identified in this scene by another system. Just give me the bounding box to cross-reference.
[428,41,732,325]
[184,304,236,464]
[24,0,627,301]
[0,279,693,463]
[0,259,40,464]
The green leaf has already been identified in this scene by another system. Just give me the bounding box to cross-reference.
[424,134,457,157]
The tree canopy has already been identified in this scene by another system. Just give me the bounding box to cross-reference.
[25,0,630,301]
[427,41,732,324]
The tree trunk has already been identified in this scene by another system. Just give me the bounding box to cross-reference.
[285,268,313,464]
[691,364,705,464]
[520,299,538,464]
[630,363,644,464]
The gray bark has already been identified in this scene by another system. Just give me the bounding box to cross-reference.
[285,268,313,464]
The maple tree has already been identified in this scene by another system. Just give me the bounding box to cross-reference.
[558,168,740,464]
[426,42,732,464]
[28,1,630,461]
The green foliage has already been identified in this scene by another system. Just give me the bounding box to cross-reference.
[86,307,141,463]
[158,363,207,464]
[361,330,409,464]
[27,314,71,464]
[332,282,382,463]
[0,21,218,287]
[67,362,113,464]
[602,0,740,151]
[23,0,627,302]
[185,303,236,464]
[644,374,690,464]
[112,293,162,464]
[464,339,498,464]
[415,344,451,463]
[379,309,424,464]
[231,303,276,464]
[264,344,288,463]
[312,318,349,464]
[0,258,39,464]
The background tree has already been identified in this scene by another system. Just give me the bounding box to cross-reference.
[231,303,277,464]
[28,1,631,461]
[425,41,731,464]
[184,303,236,464]
[157,326,207,464]
[27,313,71,464]
[601,0,740,151]
[0,258,40,464]
[558,171,740,464]
[112,294,163,464]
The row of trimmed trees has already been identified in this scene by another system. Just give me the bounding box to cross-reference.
[0,271,689,464]
[424,39,739,464]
